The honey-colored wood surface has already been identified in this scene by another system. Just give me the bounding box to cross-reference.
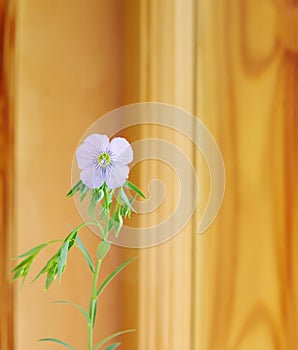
[0,1,15,349]
[14,1,135,350]
[193,0,298,349]
[0,1,297,349]
[137,1,195,349]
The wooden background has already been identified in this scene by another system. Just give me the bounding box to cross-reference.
[0,1,14,349]
[0,0,297,349]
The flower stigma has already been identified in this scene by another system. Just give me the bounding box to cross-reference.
[97,152,111,168]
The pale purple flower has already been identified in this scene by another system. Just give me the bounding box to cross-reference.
[76,134,133,189]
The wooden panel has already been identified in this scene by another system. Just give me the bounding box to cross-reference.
[10,1,298,349]
[193,0,298,349]
[0,1,15,349]
[14,1,131,349]
[282,2,298,348]
[137,1,195,349]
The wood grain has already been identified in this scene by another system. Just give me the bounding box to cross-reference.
[193,0,298,349]
[137,1,195,349]
[0,1,15,349]
[4,0,298,349]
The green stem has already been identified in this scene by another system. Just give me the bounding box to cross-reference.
[88,257,102,350]
[87,188,112,349]
[77,220,104,236]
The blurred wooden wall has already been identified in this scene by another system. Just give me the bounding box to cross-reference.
[193,0,298,349]
[14,1,134,350]
[0,1,15,349]
[0,0,297,350]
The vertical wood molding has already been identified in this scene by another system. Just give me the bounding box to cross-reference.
[283,1,298,346]
[137,1,195,349]
[283,49,298,350]
[0,1,15,349]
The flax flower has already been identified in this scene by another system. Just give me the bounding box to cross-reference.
[76,133,133,189]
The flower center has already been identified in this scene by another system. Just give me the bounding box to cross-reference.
[97,152,111,168]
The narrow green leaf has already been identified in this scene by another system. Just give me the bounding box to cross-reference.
[58,241,69,281]
[124,181,146,199]
[12,268,25,281]
[97,241,111,260]
[112,211,123,237]
[45,265,57,289]
[75,236,94,273]
[88,189,104,220]
[14,243,48,259]
[92,300,98,327]
[66,180,83,197]
[11,255,34,273]
[97,257,136,297]
[32,252,59,283]
[129,195,137,204]
[65,228,78,242]
[80,185,89,202]
[39,337,75,350]
[103,185,114,210]
[53,300,89,323]
[93,329,135,350]
[99,206,109,222]
[120,205,131,219]
[107,217,114,234]
[120,187,135,212]
[105,343,121,350]
[125,195,137,217]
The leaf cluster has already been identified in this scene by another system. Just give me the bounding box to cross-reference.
[67,180,145,239]
[12,228,80,289]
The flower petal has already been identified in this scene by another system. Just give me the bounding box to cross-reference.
[83,134,109,152]
[80,165,104,189]
[108,137,133,165]
[76,143,98,169]
[106,164,129,189]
